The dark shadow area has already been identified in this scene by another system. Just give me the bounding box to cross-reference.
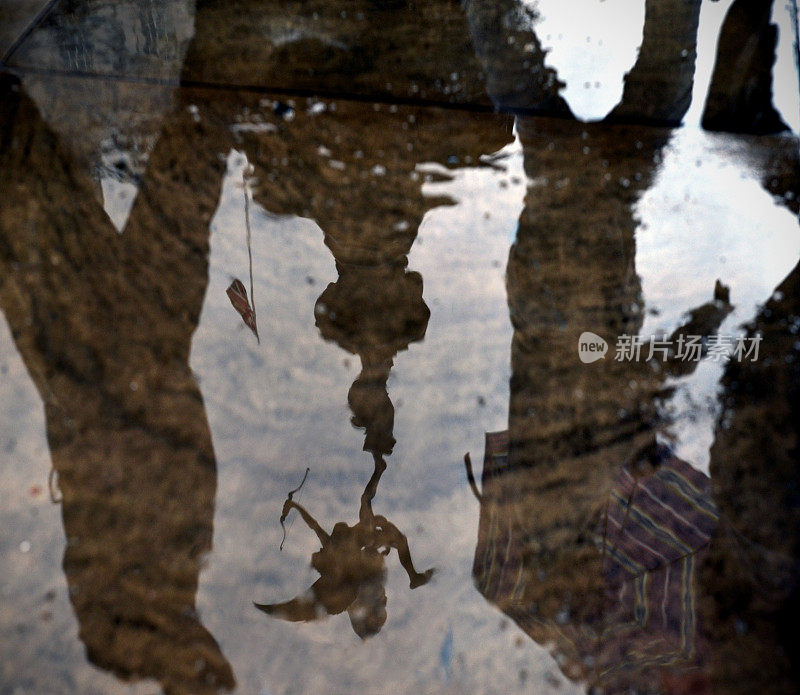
[697,211,800,691]
[606,0,702,126]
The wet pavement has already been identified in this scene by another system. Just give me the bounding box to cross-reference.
[1,1,800,694]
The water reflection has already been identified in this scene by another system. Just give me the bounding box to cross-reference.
[0,73,234,693]
[700,258,800,692]
[606,0,702,125]
[256,456,434,638]
[463,0,572,115]
[1,0,799,691]
[469,114,800,691]
[466,0,787,131]
[473,432,719,689]
[703,0,789,133]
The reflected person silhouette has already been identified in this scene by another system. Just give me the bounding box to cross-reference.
[470,108,800,690]
[0,73,234,695]
[464,0,786,132]
[468,116,725,691]
[255,455,434,639]
[315,263,429,459]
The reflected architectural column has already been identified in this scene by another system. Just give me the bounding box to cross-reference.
[507,118,671,469]
[0,73,234,695]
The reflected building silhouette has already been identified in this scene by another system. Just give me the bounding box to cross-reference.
[0,74,234,694]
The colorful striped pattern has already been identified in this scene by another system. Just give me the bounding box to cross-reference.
[472,431,718,686]
[594,447,718,673]
[597,451,719,584]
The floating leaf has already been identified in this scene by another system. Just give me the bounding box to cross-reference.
[227,278,259,342]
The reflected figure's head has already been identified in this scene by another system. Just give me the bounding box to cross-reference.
[315,264,429,361]
[347,576,389,639]
[315,263,429,456]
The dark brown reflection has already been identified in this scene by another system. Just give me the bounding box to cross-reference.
[0,74,234,694]
[226,73,514,640]
[465,0,704,124]
[177,0,493,106]
[468,119,715,691]
[464,0,787,133]
[463,0,572,115]
[702,0,788,134]
[506,118,671,469]
[228,90,514,465]
[255,455,434,639]
[469,116,800,691]
[606,0,702,126]
[316,265,429,459]
[696,162,800,692]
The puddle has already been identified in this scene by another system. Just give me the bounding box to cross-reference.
[2,1,800,693]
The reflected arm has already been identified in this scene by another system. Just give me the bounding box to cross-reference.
[284,500,331,545]
[373,516,434,589]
